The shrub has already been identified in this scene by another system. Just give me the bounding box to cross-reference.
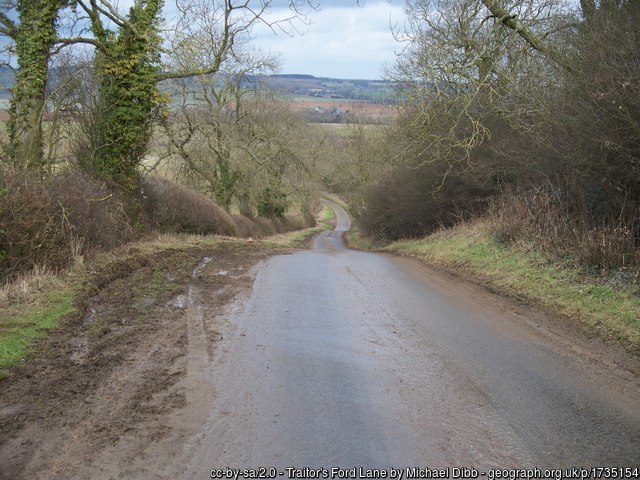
[280,213,315,232]
[486,187,639,272]
[356,160,492,240]
[139,175,238,236]
[0,167,137,279]
[51,170,138,251]
[0,168,314,281]
[253,217,277,237]
[231,215,259,238]
[0,167,70,276]
[249,213,315,237]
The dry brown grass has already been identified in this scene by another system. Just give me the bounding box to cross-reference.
[0,266,63,307]
[486,188,639,275]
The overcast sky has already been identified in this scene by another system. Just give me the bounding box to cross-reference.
[2,0,407,81]
[252,0,407,79]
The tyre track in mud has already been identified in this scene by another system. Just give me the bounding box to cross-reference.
[0,243,271,480]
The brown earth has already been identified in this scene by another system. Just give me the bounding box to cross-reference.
[0,241,278,480]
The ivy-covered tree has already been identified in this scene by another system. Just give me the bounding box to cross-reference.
[0,0,65,171]
[1,0,319,187]
[74,0,313,189]
[83,0,164,189]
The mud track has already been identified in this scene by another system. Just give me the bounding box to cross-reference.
[0,242,274,479]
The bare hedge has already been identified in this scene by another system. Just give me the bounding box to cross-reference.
[0,167,138,278]
[139,175,239,237]
[1,169,317,281]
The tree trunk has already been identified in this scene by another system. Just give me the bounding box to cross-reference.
[8,0,61,170]
[89,0,162,189]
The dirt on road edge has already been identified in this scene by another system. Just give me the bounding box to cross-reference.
[0,240,278,480]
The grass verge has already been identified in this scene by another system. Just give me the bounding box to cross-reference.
[345,227,375,251]
[266,204,335,248]
[0,281,78,378]
[385,224,640,351]
[0,234,261,379]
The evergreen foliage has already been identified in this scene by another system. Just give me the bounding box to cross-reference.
[7,0,63,170]
[89,0,164,189]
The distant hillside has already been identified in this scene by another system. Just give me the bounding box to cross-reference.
[0,67,399,105]
[258,74,400,104]
[0,70,399,124]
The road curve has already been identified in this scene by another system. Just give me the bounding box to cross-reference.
[184,203,640,473]
[312,199,351,251]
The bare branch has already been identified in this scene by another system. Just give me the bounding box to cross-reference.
[480,0,573,72]
[52,36,103,55]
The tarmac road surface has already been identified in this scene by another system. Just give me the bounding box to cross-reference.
[184,200,640,473]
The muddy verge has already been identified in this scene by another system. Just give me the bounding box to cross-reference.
[0,241,274,480]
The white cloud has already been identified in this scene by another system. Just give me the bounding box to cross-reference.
[252,0,406,79]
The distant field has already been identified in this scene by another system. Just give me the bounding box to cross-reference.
[312,123,388,138]
[263,75,399,104]
[0,77,399,128]
[287,97,397,123]
[288,96,363,104]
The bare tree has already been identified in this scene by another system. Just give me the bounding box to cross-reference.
[161,40,279,207]
[0,0,319,181]
[389,0,574,171]
[161,60,318,216]
[0,0,66,170]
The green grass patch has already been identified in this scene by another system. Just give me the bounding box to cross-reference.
[386,227,640,350]
[345,228,374,251]
[320,204,336,222]
[0,289,77,377]
[315,202,336,227]
[265,223,331,248]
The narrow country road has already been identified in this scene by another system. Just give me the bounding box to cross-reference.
[182,200,640,473]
